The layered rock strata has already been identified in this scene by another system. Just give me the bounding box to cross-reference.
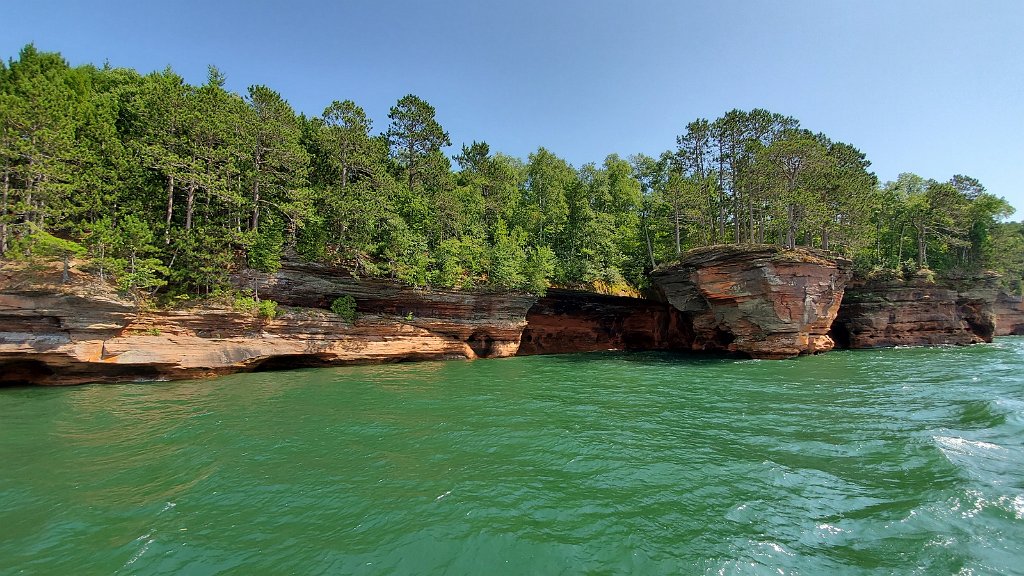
[831,276,999,348]
[0,263,536,386]
[650,245,852,359]
[235,262,536,359]
[517,289,693,355]
[994,292,1024,336]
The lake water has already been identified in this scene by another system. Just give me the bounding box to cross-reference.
[2,340,1023,575]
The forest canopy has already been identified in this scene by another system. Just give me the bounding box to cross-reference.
[1,45,1021,298]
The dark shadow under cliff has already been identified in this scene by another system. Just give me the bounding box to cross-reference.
[518,289,695,356]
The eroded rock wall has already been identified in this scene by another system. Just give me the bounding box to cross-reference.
[236,262,536,358]
[994,292,1024,336]
[0,262,537,386]
[831,276,999,348]
[517,289,693,355]
[650,245,852,359]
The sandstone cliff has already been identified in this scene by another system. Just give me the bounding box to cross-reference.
[650,245,852,359]
[235,262,535,358]
[830,275,998,349]
[0,262,536,386]
[4,250,1016,386]
[994,292,1024,336]
[518,289,693,355]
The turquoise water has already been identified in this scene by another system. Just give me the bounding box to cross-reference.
[2,340,1024,575]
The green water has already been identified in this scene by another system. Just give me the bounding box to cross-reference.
[2,341,1024,575]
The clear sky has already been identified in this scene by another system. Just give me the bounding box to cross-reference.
[5,0,1023,217]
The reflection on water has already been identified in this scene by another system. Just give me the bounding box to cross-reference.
[2,339,1024,574]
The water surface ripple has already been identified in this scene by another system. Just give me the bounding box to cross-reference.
[3,339,1024,574]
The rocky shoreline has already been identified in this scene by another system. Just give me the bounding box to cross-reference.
[2,247,1022,386]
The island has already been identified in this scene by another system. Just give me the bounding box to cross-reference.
[1,45,1022,385]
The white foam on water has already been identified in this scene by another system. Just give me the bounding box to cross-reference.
[816,523,844,536]
[933,435,1003,456]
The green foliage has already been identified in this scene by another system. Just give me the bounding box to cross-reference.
[232,293,277,318]
[25,229,86,282]
[29,230,86,261]
[2,44,1019,303]
[489,219,526,290]
[523,246,555,295]
[914,268,937,284]
[387,94,451,191]
[430,238,464,288]
[330,295,357,323]
[257,299,277,319]
[246,221,283,273]
[233,293,258,314]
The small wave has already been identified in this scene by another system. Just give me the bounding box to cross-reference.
[121,533,155,569]
[933,435,1003,454]
[945,489,1024,521]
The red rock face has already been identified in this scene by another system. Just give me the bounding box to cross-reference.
[650,245,852,359]
[518,289,693,356]
[994,292,1024,336]
[831,278,997,348]
[0,263,537,386]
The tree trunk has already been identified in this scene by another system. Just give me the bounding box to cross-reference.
[748,201,755,244]
[185,182,196,231]
[717,152,726,243]
[897,225,905,266]
[917,226,927,269]
[251,179,261,231]
[0,167,8,255]
[287,217,297,247]
[785,205,793,249]
[644,224,656,268]
[24,187,33,229]
[821,226,830,251]
[733,180,741,244]
[785,204,797,249]
[62,254,70,284]
[719,202,726,244]
[129,251,136,291]
[164,174,175,244]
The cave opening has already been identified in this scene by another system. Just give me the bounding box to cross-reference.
[0,360,55,386]
[467,331,495,357]
[708,326,736,348]
[251,354,333,372]
[829,322,852,349]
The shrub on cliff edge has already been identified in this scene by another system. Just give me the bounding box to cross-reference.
[331,295,357,323]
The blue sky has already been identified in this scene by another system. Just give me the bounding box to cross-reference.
[5,0,1023,217]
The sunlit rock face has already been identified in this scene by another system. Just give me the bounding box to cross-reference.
[0,262,537,386]
[831,274,1000,349]
[517,289,693,356]
[235,261,537,360]
[650,245,852,359]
